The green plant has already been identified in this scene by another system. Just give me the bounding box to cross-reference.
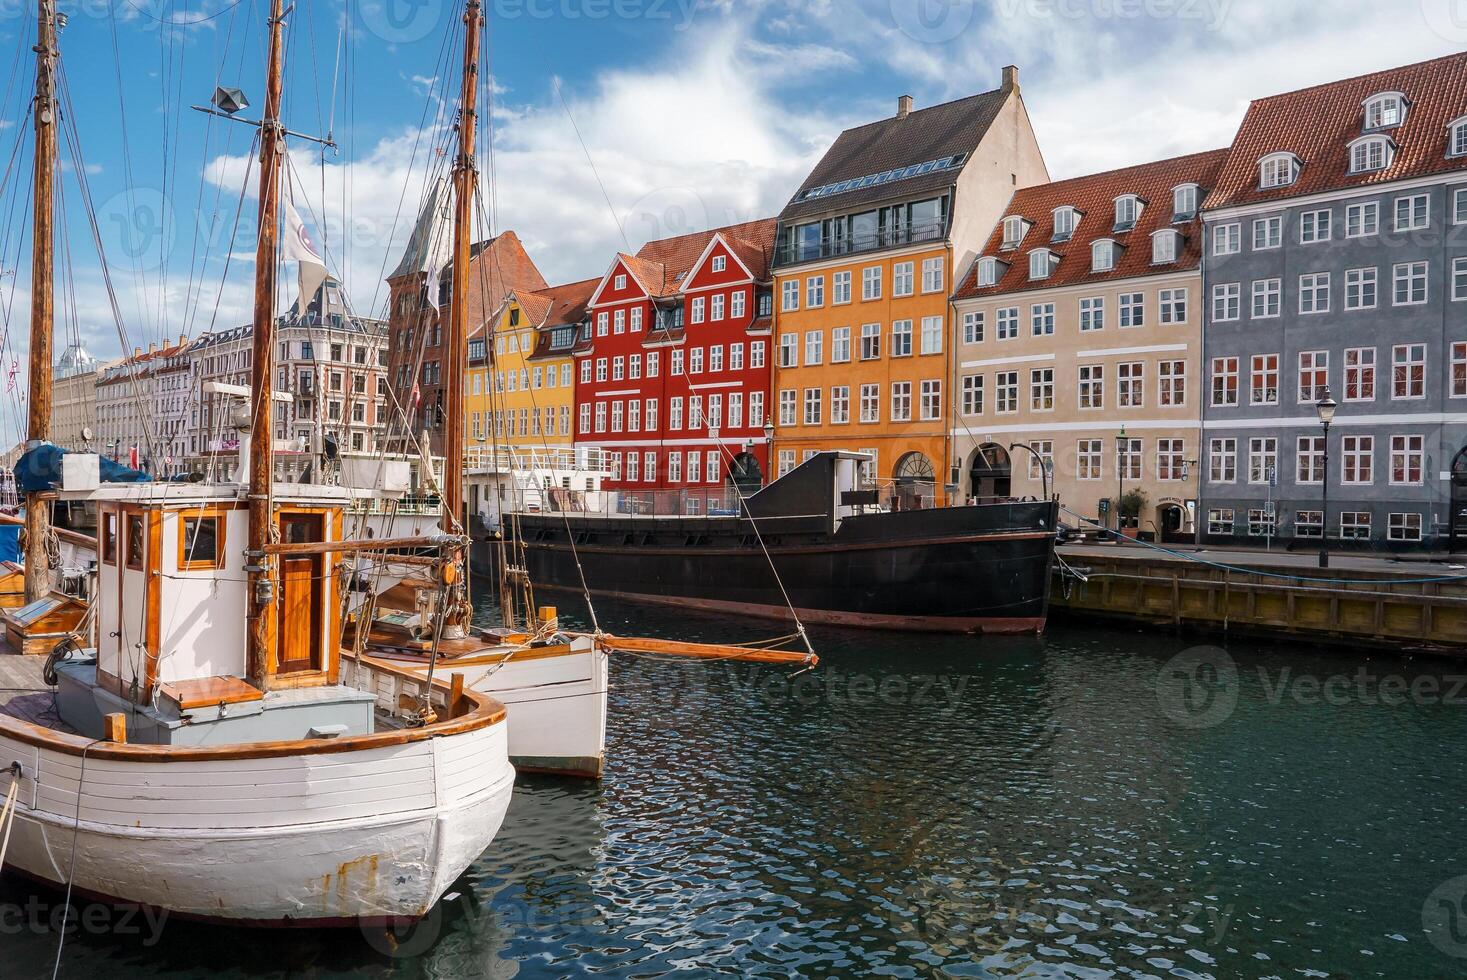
[1118,488,1148,520]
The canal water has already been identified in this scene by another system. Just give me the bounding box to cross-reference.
[6,596,1467,977]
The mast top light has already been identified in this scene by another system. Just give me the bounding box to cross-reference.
[212,86,250,115]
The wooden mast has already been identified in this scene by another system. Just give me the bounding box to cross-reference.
[442,0,482,631]
[23,0,58,604]
[245,0,287,691]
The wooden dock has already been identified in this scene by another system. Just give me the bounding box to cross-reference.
[1052,543,1467,654]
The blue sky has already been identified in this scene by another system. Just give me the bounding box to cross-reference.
[0,0,1464,443]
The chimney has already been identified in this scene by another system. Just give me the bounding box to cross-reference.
[896,95,913,119]
[1002,65,1019,92]
[148,342,157,354]
[133,347,142,358]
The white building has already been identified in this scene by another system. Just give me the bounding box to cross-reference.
[50,344,105,451]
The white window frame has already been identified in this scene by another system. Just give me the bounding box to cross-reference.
[1345,267,1378,311]
[1251,278,1281,319]
[1211,283,1241,323]
[1252,216,1282,250]
[1363,91,1406,130]
[1393,193,1429,232]
[1150,229,1178,264]
[1450,117,1467,159]
[1213,222,1241,256]
[1091,239,1115,272]
[1347,135,1392,174]
[1030,249,1055,280]
[1299,272,1331,315]
[1258,152,1299,189]
[1346,201,1379,238]
[1392,261,1428,307]
[1299,209,1332,244]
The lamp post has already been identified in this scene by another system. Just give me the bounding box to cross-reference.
[1316,387,1337,568]
[1115,426,1128,533]
[1009,442,1050,501]
[763,420,775,483]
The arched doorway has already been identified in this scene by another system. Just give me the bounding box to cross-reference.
[1450,446,1467,553]
[1159,503,1188,544]
[729,452,763,493]
[893,452,936,511]
[969,444,1011,501]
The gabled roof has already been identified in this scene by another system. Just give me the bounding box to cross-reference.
[779,88,1012,224]
[534,277,598,328]
[1205,51,1467,211]
[590,219,777,306]
[389,177,453,282]
[954,148,1229,300]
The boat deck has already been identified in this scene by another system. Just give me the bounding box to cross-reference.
[0,655,73,731]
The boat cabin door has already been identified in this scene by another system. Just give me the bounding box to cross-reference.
[276,512,324,674]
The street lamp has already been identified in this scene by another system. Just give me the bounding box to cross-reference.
[1316,386,1337,568]
[1009,442,1049,501]
[1115,426,1128,533]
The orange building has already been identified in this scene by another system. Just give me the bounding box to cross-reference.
[770,70,1047,504]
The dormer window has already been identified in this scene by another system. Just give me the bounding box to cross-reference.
[1172,184,1198,222]
[1113,195,1141,232]
[1001,215,1028,249]
[1151,229,1179,264]
[1028,248,1057,280]
[1091,239,1117,273]
[975,257,1001,287]
[1363,92,1407,130]
[1449,116,1467,158]
[1348,135,1394,174]
[1258,152,1300,189]
[1052,206,1078,242]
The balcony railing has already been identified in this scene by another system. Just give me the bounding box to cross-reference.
[774,219,946,268]
[463,445,612,476]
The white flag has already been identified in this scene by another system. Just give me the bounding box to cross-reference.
[285,201,328,312]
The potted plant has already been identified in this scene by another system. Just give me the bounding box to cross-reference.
[1118,489,1148,538]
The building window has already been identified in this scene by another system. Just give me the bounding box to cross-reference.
[891,320,913,356]
[1079,296,1105,332]
[860,323,881,360]
[1298,350,1329,403]
[1300,209,1332,243]
[1209,438,1237,483]
[997,307,1019,340]
[1297,435,1325,485]
[1028,441,1055,480]
[1342,435,1374,485]
[1078,364,1104,410]
[1250,354,1280,406]
[777,390,795,427]
[975,258,999,288]
[1251,278,1281,319]
[1031,303,1055,337]
[1151,230,1178,264]
[781,280,799,312]
[803,388,822,426]
[995,372,1018,414]
[1208,509,1235,535]
[859,383,879,423]
[1345,347,1377,401]
[1119,292,1143,328]
[893,262,915,297]
[1252,216,1282,249]
[1394,193,1429,232]
[804,331,823,366]
[1364,92,1406,129]
[922,257,944,294]
[1345,267,1378,310]
[1348,136,1392,173]
[1391,434,1424,485]
[1389,513,1423,542]
[1213,222,1241,255]
[669,452,683,483]
[1392,261,1428,306]
[1077,440,1103,481]
[1212,283,1241,322]
[1159,288,1187,324]
[711,294,725,321]
[1091,240,1115,272]
[1052,206,1076,241]
[1157,439,1185,480]
[961,375,984,415]
[1293,510,1323,539]
[1247,509,1278,538]
[728,292,743,320]
[827,271,848,305]
[1452,342,1467,398]
[1173,184,1198,221]
[1346,201,1379,238]
[1029,369,1054,412]
[920,316,943,355]
[1117,438,1142,480]
[1454,257,1467,302]
[1113,195,1140,231]
[779,333,797,368]
[1457,188,1467,225]
[1159,360,1186,406]
[1299,272,1331,314]
[862,266,882,300]
[1258,152,1299,189]
[1451,118,1467,158]
[1211,356,1239,406]
[831,327,851,363]
[1002,215,1026,248]
[1340,511,1373,540]
[890,381,913,422]
[962,311,984,344]
[919,380,942,420]
[711,255,726,273]
[1248,437,1279,485]
[1030,249,1055,279]
[830,386,850,424]
[1118,362,1144,408]
[1392,344,1426,399]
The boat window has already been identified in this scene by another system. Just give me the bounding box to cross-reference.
[100,511,117,565]
[180,515,222,570]
[125,514,145,570]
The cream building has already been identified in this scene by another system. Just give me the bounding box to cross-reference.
[950,150,1227,541]
[51,343,104,451]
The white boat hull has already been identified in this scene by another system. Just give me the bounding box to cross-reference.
[0,662,515,925]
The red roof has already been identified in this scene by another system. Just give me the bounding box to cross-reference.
[631,217,777,296]
[954,148,1228,300]
[1205,51,1467,211]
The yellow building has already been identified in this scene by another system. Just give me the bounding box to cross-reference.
[770,72,1048,505]
[467,279,597,458]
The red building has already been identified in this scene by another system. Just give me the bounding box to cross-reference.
[575,218,777,496]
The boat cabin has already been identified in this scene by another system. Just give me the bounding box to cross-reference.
[52,479,379,745]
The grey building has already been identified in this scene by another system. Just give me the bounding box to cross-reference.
[1200,53,1467,551]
